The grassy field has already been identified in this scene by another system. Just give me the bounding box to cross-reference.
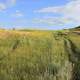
[0,29,80,80]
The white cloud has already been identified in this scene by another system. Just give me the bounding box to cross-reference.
[36,6,64,13]
[0,3,6,11]
[36,0,80,26]
[15,10,24,17]
[7,0,16,6]
[0,0,16,11]
[11,10,24,17]
[33,17,74,26]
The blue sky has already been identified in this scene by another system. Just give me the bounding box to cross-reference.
[0,0,80,30]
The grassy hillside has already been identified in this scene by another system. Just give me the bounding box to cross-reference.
[0,29,80,80]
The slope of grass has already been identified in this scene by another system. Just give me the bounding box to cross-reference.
[0,30,80,80]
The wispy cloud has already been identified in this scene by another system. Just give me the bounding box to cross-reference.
[33,17,74,26]
[7,0,16,6]
[11,10,24,17]
[0,0,16,11]
[35,0,80,26]
[0,3,6,11]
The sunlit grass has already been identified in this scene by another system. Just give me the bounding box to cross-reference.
[0,29,80,80]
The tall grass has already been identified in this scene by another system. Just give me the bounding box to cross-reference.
[0,30,80,80]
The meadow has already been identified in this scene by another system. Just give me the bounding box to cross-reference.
[0,29,80,80]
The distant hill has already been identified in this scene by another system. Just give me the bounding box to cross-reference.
[74,26,80,29]
[69,26,80,31]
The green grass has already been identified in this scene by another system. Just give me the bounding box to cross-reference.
[0,30,80,80]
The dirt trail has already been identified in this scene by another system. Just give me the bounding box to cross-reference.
[64,37,80,80]
[64,38,78,63]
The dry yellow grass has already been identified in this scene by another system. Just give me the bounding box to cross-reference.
[0,29,80,80]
